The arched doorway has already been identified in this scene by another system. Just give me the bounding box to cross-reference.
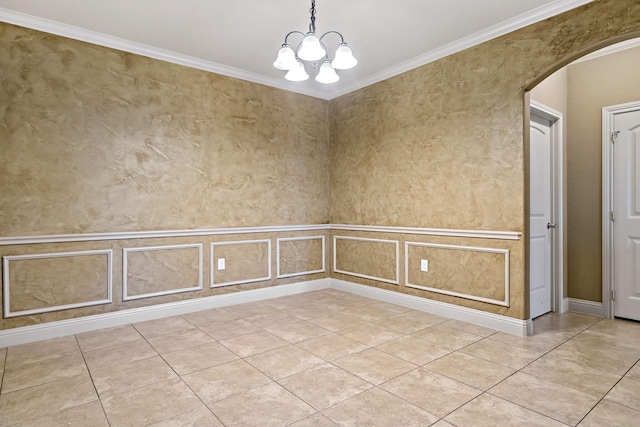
[526,36,640,324]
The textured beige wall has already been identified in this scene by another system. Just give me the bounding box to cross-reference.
[0,21,330,330]
[566,45,640,302]
[0,23,330,236]
[329,0,640,319]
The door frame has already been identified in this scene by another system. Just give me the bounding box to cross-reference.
[530,101,565,316]
[602,100,640,319]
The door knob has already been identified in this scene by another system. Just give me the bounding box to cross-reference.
[547,222,556,229]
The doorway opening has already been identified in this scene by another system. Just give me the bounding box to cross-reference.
[526,37,640,326]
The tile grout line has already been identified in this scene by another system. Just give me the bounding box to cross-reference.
[568,318,640,426]
[74,334,112,427]
[477,316,616,426]
[151,316,228,427]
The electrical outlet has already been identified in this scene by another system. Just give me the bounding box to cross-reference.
[420,259,429,272]
[217,258,226,270]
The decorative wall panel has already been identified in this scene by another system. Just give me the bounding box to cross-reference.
[211,239,271,287]
[405,242,509,306]
[333,236,399,284]
[277,236,325,278]
[3,250,112,317]
[122,244,202,301]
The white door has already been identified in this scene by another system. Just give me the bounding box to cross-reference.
[530,112,553,319]
[613,107,640,321]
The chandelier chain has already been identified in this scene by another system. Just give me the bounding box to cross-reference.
[309,0,317,34]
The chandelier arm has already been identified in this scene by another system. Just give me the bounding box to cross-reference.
[283,31,306,45]
[319,31,346,44]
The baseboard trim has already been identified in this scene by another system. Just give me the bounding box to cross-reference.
[561,297,570,314]
[0,276,534,347]
[0,278,330,348]
[567,298,604,317]
[330,279,531,336]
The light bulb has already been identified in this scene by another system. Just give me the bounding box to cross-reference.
[273,44,297,70]
[297,33,326,61]
[315,60,339,84]
[331,43,357,70]
[285,60,309,81]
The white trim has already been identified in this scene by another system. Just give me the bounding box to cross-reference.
[530,101,565,314]
[333,236,400,285]
[276,236,326,279]
[331,279,531,337]
[0,8,326,100]
[335,1,593,99]
[567,298,604,317]
[0,224,520,247]
[122,244,203,301]
[0,278,331,348]
[404,242,510,307]
[2,250,113,318]
[0,276,534,348]
[562,297,570,314]
[0,1,592,100]
[572,38,640,64]
[210,239,272,288]
[603,105,614,319]
[602,101,640,319]
[0,224,330,246]
[331,224,521,240]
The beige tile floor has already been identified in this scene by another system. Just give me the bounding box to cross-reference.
[1,289,639,426]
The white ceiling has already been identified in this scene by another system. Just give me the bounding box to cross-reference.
[0,0,594,99]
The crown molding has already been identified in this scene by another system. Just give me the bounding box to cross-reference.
[0,1,593,100]
[0,8,333,100]
[334,0,594,98]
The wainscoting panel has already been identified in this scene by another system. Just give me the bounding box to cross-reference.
[211,239,271,287]
[333,236,400,285]
[3,250,113,318]
[0,226,330,329]
[0,224,524,332]
[277,236,325,278]
[123,244,203,301]
[405,242,510,306]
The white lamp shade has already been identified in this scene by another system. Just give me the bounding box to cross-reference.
[285,60,309,81]
[315,61,339,84]
[273,45,297,70]
[331,43,357,70]
[297,33,326,61]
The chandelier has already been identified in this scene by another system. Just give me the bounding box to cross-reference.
[273,0,357,84]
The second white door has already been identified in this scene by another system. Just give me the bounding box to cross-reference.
[613,105,640,321]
